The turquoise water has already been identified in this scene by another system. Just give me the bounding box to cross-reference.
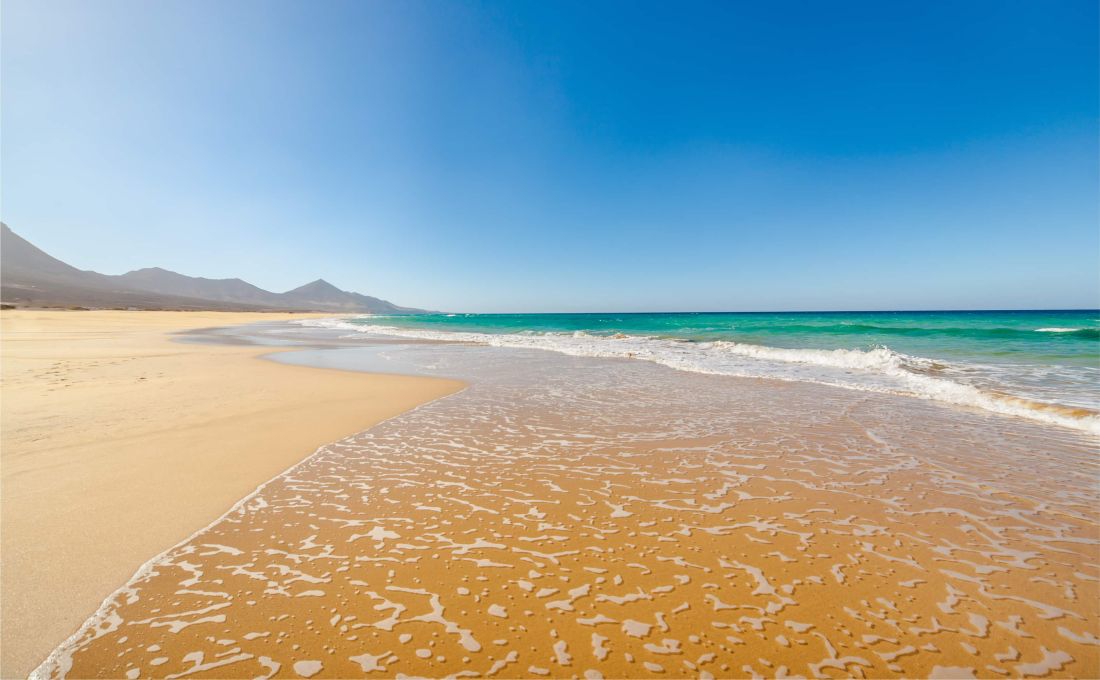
[305,310,1100,431]
[371,310,1099,365]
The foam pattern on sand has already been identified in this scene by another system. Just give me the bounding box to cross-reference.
[37,347,1099,679]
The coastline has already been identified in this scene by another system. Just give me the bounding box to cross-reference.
[0,310,465,676]
[36,328,1099,679]
[299,315,1100,435]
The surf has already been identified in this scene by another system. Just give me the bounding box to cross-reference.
[297,318,1100,435]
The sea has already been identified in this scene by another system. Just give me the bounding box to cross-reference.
[301,309,1100,433]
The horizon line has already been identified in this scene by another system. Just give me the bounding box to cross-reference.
[392,308,1100,316]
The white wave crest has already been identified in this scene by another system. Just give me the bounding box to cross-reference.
[295,318,1100,435]
[1035,327,1081,333]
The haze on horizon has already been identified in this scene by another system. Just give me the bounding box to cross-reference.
[2,0,1097,313]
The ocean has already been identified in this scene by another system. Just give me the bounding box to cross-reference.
[302,309,1100,433]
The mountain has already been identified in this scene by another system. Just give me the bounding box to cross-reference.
[0,224,269,311]
[0,224,429,313]
[2,222,114,288]
[116,267,287,307]
[280,279,425,314]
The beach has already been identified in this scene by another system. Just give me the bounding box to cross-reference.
[27,320,1100,679]
[5,0,1095,676]
[0,311,464,677]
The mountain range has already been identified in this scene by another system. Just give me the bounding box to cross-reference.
[0,223,428,313]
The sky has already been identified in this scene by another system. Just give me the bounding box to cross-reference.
[2,0,1097,312]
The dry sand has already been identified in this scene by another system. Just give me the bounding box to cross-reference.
[0,310,464,677]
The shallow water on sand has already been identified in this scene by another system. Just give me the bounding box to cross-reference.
[38,334,1099,679]
[304,311,1100,434]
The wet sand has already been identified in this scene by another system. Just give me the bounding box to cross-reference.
[35,340,1100,679]
[0,311,464,677]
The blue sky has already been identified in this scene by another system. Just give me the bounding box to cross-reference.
[3,0,1097,312]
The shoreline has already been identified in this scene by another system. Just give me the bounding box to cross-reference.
[297,317,1100,435]
[32,382,466,680]
[0,310,465,676]
[36,325,1100,679]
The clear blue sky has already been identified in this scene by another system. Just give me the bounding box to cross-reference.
[3,0,1097,312]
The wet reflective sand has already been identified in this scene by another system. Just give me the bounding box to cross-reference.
[38,344,1099,679]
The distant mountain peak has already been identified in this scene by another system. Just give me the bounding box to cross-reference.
[285,278,343,294]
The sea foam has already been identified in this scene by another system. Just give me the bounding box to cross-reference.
[296,318,1100,435]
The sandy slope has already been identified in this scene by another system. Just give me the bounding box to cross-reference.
[0,310,463,676]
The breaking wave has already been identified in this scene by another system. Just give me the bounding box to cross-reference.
[296,318,1100,435]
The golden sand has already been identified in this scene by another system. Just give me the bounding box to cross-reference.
[32,341,1100,679]
[0,310,464,677]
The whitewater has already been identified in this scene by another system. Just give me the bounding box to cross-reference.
[297,317,1100,435]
